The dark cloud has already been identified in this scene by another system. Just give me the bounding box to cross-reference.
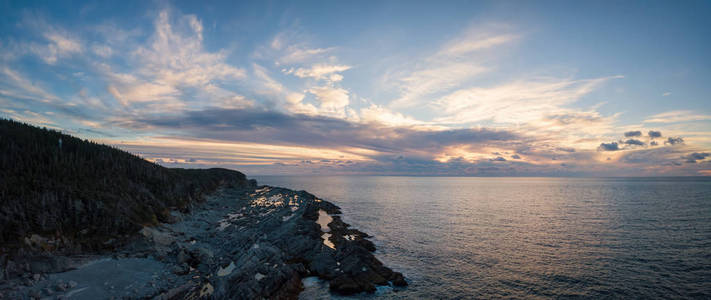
[650,141,658,146]
[491,156,506,162]
[682,152,709,163]
[186,158,197,163]
[620,147,691,165]
[128,107,521,158]
[545,112,602,125]
[665,137,684,145]
[623,139,645,146]
[598,142,620,151]
[556,147,576,153]
[648,130,662,138]
[511,154,521,159]
[624,131,642,137]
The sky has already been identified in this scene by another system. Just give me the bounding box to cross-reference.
[1,0,710,176]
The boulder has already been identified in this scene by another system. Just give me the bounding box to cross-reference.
[329,276,360,295]
[391,272,408,286]
[176,250,189,264]
[171,264,190,275]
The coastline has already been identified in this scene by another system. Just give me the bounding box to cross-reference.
[0,183,406,299]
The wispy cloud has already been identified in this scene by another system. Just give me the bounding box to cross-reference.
[388,28,518,108]
[0,67,60,102]
[96,10,248,111]
[284,64,351,82]
[28,31,83,65]
[644,110,711,123]
[434,76,621,124]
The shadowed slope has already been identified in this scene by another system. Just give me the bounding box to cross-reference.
[0,119,253,253]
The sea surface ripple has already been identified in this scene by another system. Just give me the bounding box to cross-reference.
[255,176,711,299]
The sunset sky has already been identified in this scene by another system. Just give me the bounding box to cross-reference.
[1,0,710,176]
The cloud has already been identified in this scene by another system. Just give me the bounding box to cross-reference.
[598,142,620,151]
[103,10,246,108]
[284,64,351,82]
[388,28,517,108]
[91,44,113,58]
[0,67,60,103]
[358,104,422,126]
[665,137,684,145]
[279,47,334,64]
[644,110,711,123]
[2,7,709,176]
[434,76,620,125]
[623,139,645,146]
[682,152,709,163]
[268,31,336,64]
[107,81,179,104]
[29,32,83,64]
[390,64,489,108]
[556,147,576,153]
[648,130,662,138]
[438,33,518,56]
[125,107,521,160]
[662,92,671,96]
[619,146,684,164]
[307,86,350,116]
[624,131,642,137]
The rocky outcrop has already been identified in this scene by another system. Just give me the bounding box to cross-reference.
[0,185,407,299]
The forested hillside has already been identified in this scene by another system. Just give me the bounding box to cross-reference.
[0,119,253,252]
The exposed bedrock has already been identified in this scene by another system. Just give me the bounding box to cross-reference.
[0,185,406,299]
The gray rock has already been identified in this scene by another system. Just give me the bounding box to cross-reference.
[197,247,214,259]
[176,250,189,264]
[391,272,408,286]
[55,282,67,292]
[170,264,189,275]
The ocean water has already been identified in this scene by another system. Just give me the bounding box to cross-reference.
[254,176,711,299]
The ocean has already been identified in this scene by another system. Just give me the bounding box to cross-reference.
[254,176,711,299]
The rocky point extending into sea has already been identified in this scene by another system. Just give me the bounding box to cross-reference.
[0,183,407,299]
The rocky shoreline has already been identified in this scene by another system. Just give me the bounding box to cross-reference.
[0,183,407,299]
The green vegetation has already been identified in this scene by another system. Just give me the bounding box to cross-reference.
[0,119,252,252]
